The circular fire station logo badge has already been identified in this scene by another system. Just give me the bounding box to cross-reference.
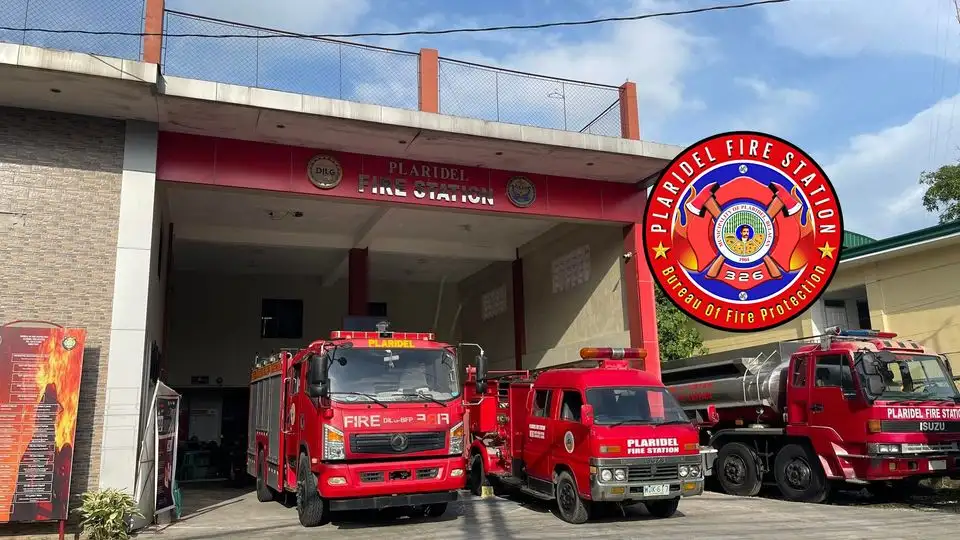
[506,176,536,208]
[642,131,843,332]
[307,154,343,190]
[563,431,575,453]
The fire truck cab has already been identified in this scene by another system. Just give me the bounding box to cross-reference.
[463,347,713,524]
[248,323,476,527]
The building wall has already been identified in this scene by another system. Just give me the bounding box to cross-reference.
[0,107,125,501]
[519,223,630,369]
[696,243,960,363]
[163,272,461,389]
[458,261,515,371]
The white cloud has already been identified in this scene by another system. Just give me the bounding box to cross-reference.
[823,94,960,238]
[763,0,960,61]
[726,77,817,134]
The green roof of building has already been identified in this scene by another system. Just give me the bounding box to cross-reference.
[843,231,876,249]
[840,220,960,261]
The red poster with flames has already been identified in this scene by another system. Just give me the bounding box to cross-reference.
[0,324,85,523]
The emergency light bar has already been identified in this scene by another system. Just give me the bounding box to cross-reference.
[579,347,647,360]
[826,327,898,339]
[329,330,436,341]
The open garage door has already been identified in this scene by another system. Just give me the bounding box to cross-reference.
[151,182,632,502]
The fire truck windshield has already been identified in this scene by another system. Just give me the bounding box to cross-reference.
[858,351,960,402]
[585,386,691,426]
[327,347,459,403]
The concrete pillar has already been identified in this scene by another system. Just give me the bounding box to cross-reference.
[418,48,439,114]
[99,122,158,493]
[348,248,368,316]
[142,0,164,65]
[623,224,661,379]
[619,82,640,140]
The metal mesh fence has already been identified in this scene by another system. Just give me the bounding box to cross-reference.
[438,58,622,136]
[0,0,145,60]
[161,11,420,111]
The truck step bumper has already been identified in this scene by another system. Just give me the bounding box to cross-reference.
[328,490,459,512]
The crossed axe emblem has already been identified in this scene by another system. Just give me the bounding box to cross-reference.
[684,182,803,280]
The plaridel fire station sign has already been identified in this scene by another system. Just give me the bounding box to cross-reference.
[643,131,844,332]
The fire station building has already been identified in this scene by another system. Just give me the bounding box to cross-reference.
[0,2,679,512]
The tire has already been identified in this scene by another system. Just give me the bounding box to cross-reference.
[255,450,274,502]
[424,503,448,517]
[554,471,590,524]
[774,443,831,503]
[296,453,329,527]
[716,442,762,497]
[645,497,680,518]
[469,453,487,497]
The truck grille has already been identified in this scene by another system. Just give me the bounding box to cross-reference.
[627,464,680,482]
[350,431,445,454]
[359,471,384,483]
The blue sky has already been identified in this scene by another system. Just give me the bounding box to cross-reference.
[6,0,957,239]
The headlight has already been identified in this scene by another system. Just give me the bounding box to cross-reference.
[679,465,689,477]
[323,424,345,460]
[868,442,901,454]
[600,469,613,482]
[613,468,627,482]
[689,465,702,478]
[449,422,464,455]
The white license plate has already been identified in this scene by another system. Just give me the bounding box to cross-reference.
[930,459,947,471]
[643,484,670,497]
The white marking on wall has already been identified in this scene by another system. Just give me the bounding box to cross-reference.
[551,245,591,293]
[481,285,507,321]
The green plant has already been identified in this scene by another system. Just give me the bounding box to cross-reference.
[75,488,142,540]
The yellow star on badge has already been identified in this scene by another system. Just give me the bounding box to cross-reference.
[652,242,670,259]
[818,242,836,259]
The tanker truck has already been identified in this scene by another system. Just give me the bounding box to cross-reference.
[662,327,960,503]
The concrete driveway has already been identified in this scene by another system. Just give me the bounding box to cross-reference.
[141,485,960,540]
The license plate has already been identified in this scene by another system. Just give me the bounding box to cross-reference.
[930,459,947,471]
[643,484,670,497]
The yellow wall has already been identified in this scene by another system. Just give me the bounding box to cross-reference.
[695,241,960,363]
[458,261,515,371]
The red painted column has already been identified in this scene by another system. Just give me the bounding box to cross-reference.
[348,248,368,316]
[619,82,641,141]
[418,48,440,113]
[143,0,164,65]
[512,257,526,370]
[623,223,661,379]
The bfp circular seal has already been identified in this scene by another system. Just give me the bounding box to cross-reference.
[306,154,343,190]
[563,431,575,453]
[643,131,843,332]
[506,176,536,208]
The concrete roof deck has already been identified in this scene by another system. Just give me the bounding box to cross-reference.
[0,41,682,184]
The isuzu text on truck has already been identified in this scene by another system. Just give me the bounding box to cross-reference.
[463,347,714,524]
[663,327,960,503]
[248,323,482,526]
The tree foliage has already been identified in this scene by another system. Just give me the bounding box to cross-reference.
[919,164,960,224]
[654,285,707,363]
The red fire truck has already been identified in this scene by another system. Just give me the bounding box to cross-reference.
[663,327,960,503]
[463,347,713,524]
[248,323,478,526]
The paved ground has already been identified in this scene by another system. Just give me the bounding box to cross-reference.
[140,484,960,540]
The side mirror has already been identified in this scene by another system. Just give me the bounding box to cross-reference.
[306,354,329,398]
[867,374,885,397]
[475,353,488,394]
[698,404,719,427]
[580,404,594,428]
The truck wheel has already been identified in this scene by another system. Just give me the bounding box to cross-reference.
[774,443,831,503]
[255,450,274,502]
[716,442,762,497]
[469,454,487,497]
[296,454,329,527]
[645,497,680,518]
[555,471,590,524]
[424,503,448,517]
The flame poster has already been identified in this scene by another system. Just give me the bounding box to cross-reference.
[0,324,85,523]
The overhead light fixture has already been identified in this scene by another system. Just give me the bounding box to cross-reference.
[49,88,61,93]
[587,162,594,166]
[495,151,503,156]
[398,140,407,144]
[276,124,285,129]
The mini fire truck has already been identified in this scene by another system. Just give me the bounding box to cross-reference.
[664,327,960,503]
[463,347,713,524]
[247,323,480,527]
